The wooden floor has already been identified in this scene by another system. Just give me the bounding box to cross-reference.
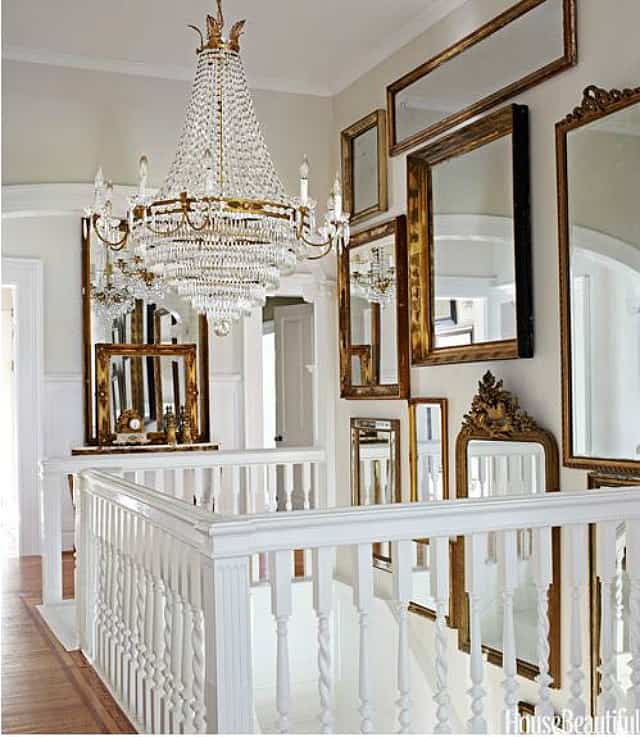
[1,554,135,734]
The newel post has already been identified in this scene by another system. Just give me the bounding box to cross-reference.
[201,551,254,733]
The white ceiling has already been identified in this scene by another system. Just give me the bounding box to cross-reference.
[2,0,468,96]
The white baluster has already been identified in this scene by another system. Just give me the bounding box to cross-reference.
[189,549,206,733]
[123,509,136,715]
[151,526,167,732]
[596,521,619,716]
[431,536,451,734]
[313,547,334,734]
[193,467,205,507]
[626,519,640,714]
[303,462,312,510]
[134,469,145,487]
[267,464,278,512]
[532,526,554,722]
[392,540,412,733]
[284,463,294,512]
[170,540,186,732]
[498,530,518,733]
[143,521,156,732]
[362,461,373,506]
[270,550,293,733]
[231,466,241,515]
[567,524,588,718]
[180,548,196,734]
[174,467,185,501]
[466,532,488,733]
[212,466,222,512]
[354,543,374,733]
[133,516,147,727]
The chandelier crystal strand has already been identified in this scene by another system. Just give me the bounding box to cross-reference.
[86,0,349,336]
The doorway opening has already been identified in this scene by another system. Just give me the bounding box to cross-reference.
[261,296,314,450]
[1,286,19,558]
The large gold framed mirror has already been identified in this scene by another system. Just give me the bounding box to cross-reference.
[339,216,409,398]
[387,0,576,155]
[351,418,401,571]
[407,105,533,366]
[588,472,640,716]
[557,85,640,473]
[82,218,211,446]
[453,372,561,684]
[341,110,388,226]
[408,398,452,619]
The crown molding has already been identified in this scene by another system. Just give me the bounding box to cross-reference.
[2,183,141,218]
[2,45,333,97]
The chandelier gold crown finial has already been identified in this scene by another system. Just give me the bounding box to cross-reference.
[190,0,246,53]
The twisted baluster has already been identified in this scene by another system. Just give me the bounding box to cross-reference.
[501,589,518,733]
[598,578,617,715]
[467,593,487,733]
[170,587,187,732]
[354,544,374,734]
[396,602,411,733]
[133,558,148,725]
[191,605,207,733]
[317,613,333,734]
[433,601,450,734]
[275,616,291,733]
[358,612,373,733]
[568,585,586,717]
[535,585,554,720]
[95,535,108,673]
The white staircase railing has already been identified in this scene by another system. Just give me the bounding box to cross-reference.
[40,446,326,605]
[75,469,640,734]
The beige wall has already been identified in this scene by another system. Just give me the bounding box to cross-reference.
[1,60,332,198]
[330,0,640,508]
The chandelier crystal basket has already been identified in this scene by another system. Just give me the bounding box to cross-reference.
[86,1,349,336]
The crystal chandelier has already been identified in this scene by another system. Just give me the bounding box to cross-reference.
[86,1,349,336]
[90,262,135,324]
[350,246,396,307]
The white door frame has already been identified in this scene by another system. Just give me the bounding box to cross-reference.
[1,257,44,556]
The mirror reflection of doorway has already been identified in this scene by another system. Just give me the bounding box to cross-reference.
[1,286,19,558]
[262,297,314,450]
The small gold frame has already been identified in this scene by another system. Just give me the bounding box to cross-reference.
[407,105,533,366]
[341,109,388,226]
[452,372,561,685]
[556,85,640,473]
[95,343,198,447]
[339,216,410,399]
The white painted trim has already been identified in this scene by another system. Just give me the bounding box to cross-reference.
[2,257,44,556]
[2,183,141,217]
[212,373,242,384]
[45,372,83,383]
[3,0,468,97]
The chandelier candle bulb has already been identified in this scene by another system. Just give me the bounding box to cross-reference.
[300,155,310,204]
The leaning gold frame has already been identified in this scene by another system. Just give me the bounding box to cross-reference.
[587,472,640,717]
[339,216,409,399]
[95,343,198,447]
[387,0,576,155]
[408,397,452,620]
[556,85,640,473]
[82,218,211,446]
[452,372,561,685]
[407,105,533,366]
[341,109,388,226]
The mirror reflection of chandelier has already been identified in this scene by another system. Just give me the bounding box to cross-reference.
[351,246,396,307]
[85,1,349,337]
[90,261,135,324]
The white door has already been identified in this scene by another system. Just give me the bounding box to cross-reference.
[273,303,314,448]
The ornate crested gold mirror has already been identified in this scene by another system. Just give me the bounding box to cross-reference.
[408,105,533,366]
[351,418,401,571]
[339,216,409,398]
[341,110,388,226]
[82,219,211,447]
[588,472,640,716]
[387,0,576,155]
[453,372,561,684]
[408,398,452,619]
[557,85,640,473]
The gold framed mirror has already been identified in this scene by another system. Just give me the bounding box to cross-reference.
[452,372,561,684]
[341,109,388,226]
[96,343,199,447]
[339,216,409,398]
[557,85,640,473]
[408,398,452,619]
[82,218,211,446]
[407,105,533,366]
[351,417,401,571]
[387,0,576,155]
[588,472,640,717]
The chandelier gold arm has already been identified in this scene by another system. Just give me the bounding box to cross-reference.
[91,214,130,251]
[305,243,334,260]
